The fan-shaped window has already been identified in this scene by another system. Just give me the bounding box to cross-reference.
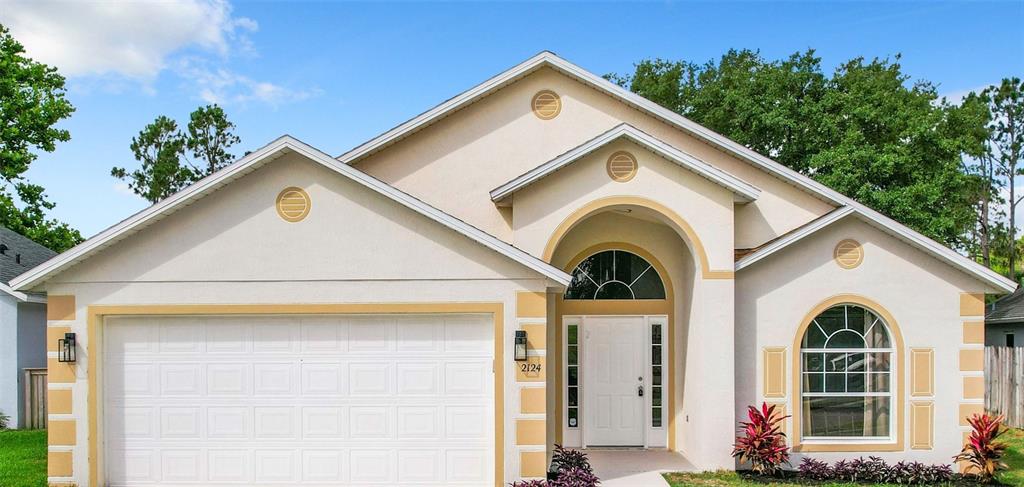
[800,304,894,440]
[564,250,665,300]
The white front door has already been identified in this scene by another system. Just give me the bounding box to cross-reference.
[583,316,645,446]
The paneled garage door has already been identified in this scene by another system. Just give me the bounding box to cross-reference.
[103,314,494,486]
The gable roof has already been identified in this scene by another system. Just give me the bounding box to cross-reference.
[734,205,1015,292]
[11,136,572,291]
[489,123,760,203]
[0,226,56,285]
[986,287,1024,324]
[338,50,1014,293]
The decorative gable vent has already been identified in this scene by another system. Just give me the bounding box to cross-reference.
[606,151,638,182]
[276,187,311,222]
[531,90,561,120]
[834,239,863,269]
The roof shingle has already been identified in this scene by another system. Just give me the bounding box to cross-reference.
[0,226,56,285]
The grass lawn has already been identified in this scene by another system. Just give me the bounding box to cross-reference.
[0,429,47,487]
[664,428,1024,486]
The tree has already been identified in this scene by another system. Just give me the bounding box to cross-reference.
[113,105,240,203]
[985,78,1024,281]
[0,24,82,252]
[610,50,985,250]
[958,91,1002,267]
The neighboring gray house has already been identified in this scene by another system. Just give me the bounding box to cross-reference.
[986,287,1024,347]
[0,226,55,428]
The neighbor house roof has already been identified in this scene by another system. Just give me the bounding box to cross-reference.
[11,136,572,291]
[0,226,54,301]
[987,287,1024,324]
[489,123,761,203]
[335,50,1012,293]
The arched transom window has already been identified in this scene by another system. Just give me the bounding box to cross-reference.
[800,304,894,440]
[564,250,665,300]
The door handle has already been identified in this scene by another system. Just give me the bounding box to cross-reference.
[638,385,644,397]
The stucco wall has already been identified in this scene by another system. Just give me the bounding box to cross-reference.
[39,152,558,486]
[353,67,834,250]
[736,217,988,465]
[510,137,736,272]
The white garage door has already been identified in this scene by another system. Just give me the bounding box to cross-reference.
[103,314,494,486]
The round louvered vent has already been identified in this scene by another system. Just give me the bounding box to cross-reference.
[834,239,863,269]
[276,187,311,222]
[531,90,561,120]
[606,151,638,182]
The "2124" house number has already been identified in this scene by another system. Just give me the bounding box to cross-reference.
[519,362,542,373]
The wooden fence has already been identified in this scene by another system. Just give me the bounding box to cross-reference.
[986,346,1023,429]
[22,368,47,429]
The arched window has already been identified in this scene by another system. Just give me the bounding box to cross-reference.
[564,250,665,300]
[800,304,893,440]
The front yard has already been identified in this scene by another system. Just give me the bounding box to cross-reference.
[665,428,1024,487]
[0,429,47,487]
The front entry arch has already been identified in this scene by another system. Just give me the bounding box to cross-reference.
[555,242,676,449]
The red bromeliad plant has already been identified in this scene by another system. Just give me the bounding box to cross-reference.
[954,413,1008,483]
[732,402,791,475]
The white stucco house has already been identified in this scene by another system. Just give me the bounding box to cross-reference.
[11,52,1014,487]
[0,226,53,430]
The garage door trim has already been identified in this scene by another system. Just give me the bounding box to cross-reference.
[87,303,505,487]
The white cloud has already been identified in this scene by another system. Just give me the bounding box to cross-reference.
[940,84,994,105]
[0,0,256,79]
[177,58,321,107]
[0,0,317,106]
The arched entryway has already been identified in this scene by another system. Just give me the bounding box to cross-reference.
[548,204,698,452]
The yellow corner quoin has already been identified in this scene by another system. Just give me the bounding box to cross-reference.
[766,402,787,435]
[516,356,546,382]
[910,348,934,397]
[47,358,75,383]
[46,295,76,321]
[960,403,984,426]
[959,293,985,316]
[520,387,546,414]
[48,389,73,415]
[516,419,546,445]
[520,451,547,478]
[910,401,934,450]
[46,326,71,352]
[48,420,77,446]
[963,376,985,400]
[516,292,547,318]
[962,321,985,345]
[763,347,786,398]
[48,451,73,477]
[959,349,984,372]
[521,323,546,350]
[86,302,505,487]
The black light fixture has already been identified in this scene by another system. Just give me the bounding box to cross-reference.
[514,330,528,361]
[58,332,76,363]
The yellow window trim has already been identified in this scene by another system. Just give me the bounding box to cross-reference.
[542,195,733,280]
[790,295,905,452]
[88,302,505,487]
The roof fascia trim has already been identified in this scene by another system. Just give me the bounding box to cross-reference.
[489,123,761,202]
[13,136,571,290]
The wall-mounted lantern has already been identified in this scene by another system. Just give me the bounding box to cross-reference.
[58,332,76,363]
[514,330,528,361]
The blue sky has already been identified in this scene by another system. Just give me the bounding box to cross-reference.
[3,1,1022,237]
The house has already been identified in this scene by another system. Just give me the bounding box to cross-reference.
[11,52,1014,487]
[0,226,55,429]
[986,288,1024,347]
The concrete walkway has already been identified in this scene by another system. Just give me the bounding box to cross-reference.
[586,449,697,486]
